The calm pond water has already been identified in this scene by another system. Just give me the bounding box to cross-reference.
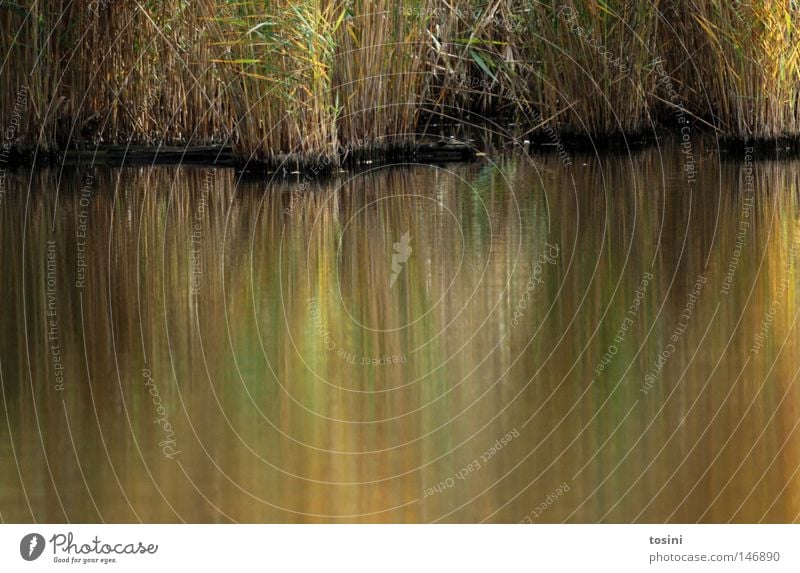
[1,140,799,523]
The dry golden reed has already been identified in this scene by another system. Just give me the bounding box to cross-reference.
[1,1,799,166]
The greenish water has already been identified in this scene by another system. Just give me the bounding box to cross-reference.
[1,142,799,522]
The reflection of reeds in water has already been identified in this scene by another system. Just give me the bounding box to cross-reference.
[3,150,800,521]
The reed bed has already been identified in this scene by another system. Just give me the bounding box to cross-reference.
[413,0,541,128]
[333,1,430,155]
[0,1,230,152]
[0,0,60,153]
[665,0,800,141]
[522,0,660,136]
[1,1,800,166]
[212,0,341,166]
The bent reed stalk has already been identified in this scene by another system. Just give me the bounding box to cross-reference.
[0,1,799,167]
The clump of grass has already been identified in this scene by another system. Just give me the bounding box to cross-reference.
[668,0,800,140]
[520,0,659,137]
[0,0,60,152]
[333,0,431,156]
[419,1,659,140]
[420,1,530,123]
[97,0,230,146]
[213,0,342,167]
[0,1,231,152]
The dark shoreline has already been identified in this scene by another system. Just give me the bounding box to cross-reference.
[4,127,800,175]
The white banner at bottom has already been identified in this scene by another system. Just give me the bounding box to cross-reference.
[1,524,798,572]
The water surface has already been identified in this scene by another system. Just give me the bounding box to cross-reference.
[1,141,799,522]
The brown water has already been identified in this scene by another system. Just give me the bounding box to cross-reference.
[1,141,799,523]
